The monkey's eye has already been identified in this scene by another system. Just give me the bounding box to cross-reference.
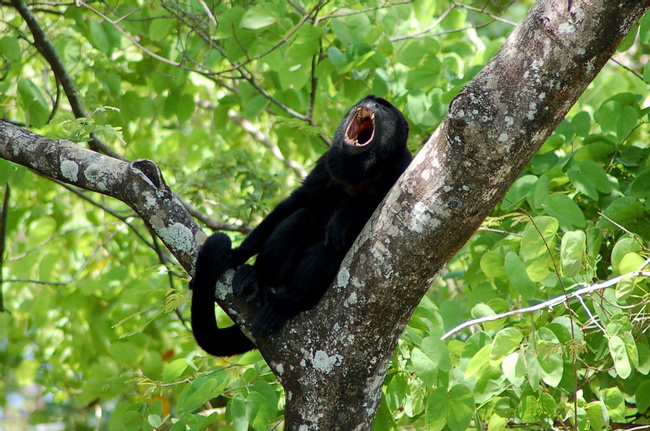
[344,106,375,147]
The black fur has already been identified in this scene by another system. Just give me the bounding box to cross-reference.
[191,96,411,356]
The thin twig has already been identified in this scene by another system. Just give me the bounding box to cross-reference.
[441,269,650,340]
[453,1,518,26]
[598,211,648,251]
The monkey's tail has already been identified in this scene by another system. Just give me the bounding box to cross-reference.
[190,232,255,356]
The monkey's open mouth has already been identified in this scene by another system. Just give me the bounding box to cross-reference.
[344,106,375,147]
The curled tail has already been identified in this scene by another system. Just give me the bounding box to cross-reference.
[190,232,255,356]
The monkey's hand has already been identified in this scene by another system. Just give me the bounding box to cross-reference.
[232,265,261,301]
[324,212,357,251]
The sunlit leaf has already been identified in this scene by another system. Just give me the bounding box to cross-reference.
[560,230,586,277]
[609,335,631,379]
[490,328,523,365]
[240,5,278,29]
[426,385,475,431]
[542,194,586,229]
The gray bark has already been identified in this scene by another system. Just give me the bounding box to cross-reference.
[0,124,205,272]
[0,0,649,430]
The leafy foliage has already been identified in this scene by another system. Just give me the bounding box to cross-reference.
[1,0,650,430]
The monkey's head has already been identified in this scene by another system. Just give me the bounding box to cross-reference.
[328,95,410,183]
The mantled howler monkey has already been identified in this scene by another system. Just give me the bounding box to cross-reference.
[191,95,411,356]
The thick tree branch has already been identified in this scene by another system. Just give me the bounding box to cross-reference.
[0,122,203,273]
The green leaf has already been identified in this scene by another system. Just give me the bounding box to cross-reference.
[567,168,598,200]
[490,328,523,365]
[149,17,175,42]
[637,343,650,374]
[504,252,536,300]
[520,216,558,282]
[542,193,586,229]
[536,328,563,387]
[480,251,506,282]
[487,413,508,431]
[641,11,650,44]
[422,336,452,371]
[601,387,626,422]
[17,78,49,128]
[624,331,639,370]
[249,391,273,431]
[615,272,636,302]
[407,91,432,124]
[518,392,556,422]
[426,385,475,431]
[524,345,542,390]
[162,358,189,383]
[178,377,219,414]
[527,173,549,210]
[520,216,558,260]
[618,251,644,274]
[595,100,621,134]
[176,93,196,123]
[579,159,615,194]
[244,95,270,119]
[229,394,250,431]
[16,359,40,386]
[108,342,141,366]
[88,20,110,54]
[609,335,631,379]
[501,352,525,387]
[240,5,278,29]
[630,168,650,198]
[502,175,538,210]
[571,111,591,137]
[611,236,643,274]
[601,197,644,229]
[636,381,650,412]
[147,414,162,428]
[573,136,617,162]
[0,36,20,61]
[411,348,437,386]
[560,230,586,277]
[584,402,607,431]
[397,39,428,67]
[385,373,409,413]
[229,392,268,431]
[617,105,638,139]
[465,345,491,379]
[474,368,506,404]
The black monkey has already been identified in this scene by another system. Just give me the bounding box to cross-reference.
[191,96,411,356]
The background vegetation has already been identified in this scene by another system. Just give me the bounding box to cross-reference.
[2,0,650,429]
